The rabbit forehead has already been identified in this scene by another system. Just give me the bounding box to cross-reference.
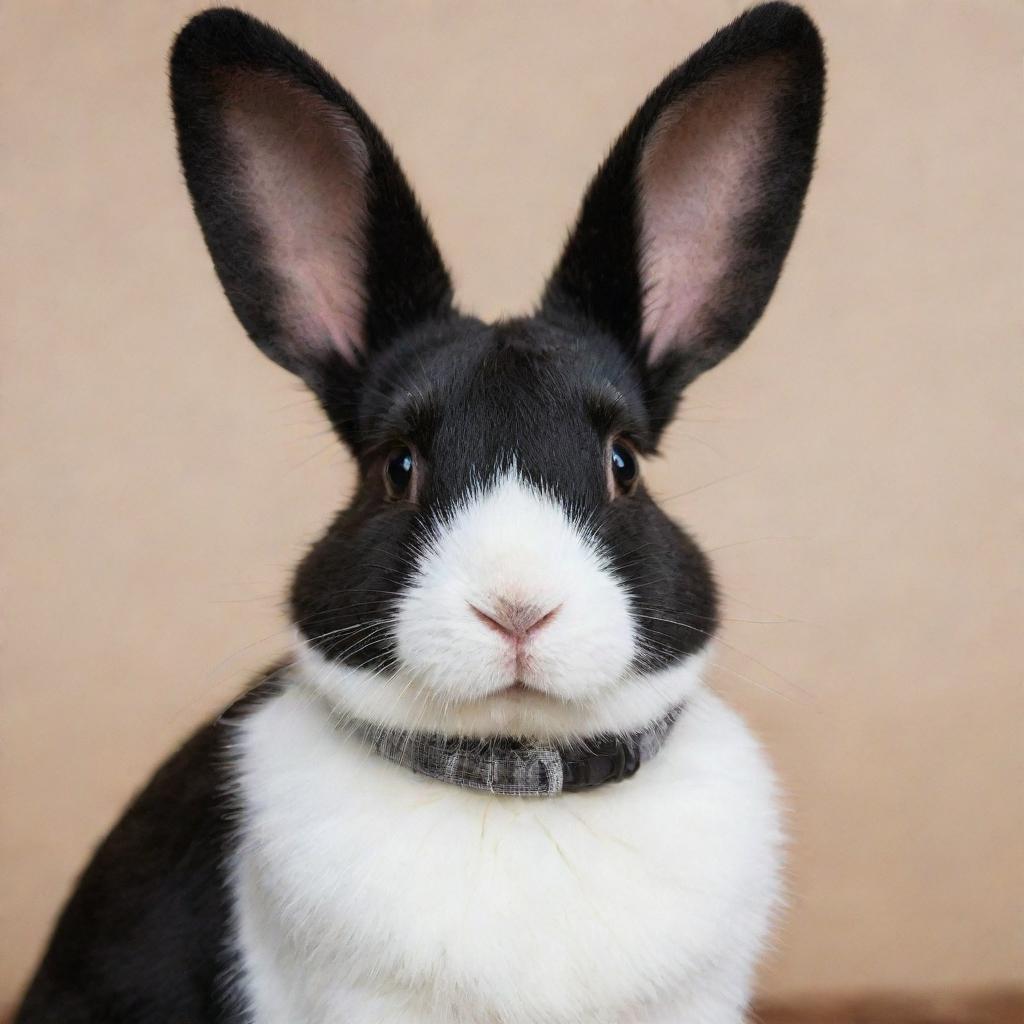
[358,315,646,508]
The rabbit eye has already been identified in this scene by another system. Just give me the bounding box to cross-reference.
[609,439,639,497]
[384,446,416,500]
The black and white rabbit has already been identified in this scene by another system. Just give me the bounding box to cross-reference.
[16,4,824,1022]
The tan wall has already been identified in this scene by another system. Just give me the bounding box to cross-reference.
[3,0,1022,1006]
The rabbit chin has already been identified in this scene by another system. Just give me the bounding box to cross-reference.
[292,639,708,741]
[292,471,710,740]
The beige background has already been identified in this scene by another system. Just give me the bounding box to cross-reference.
[2,0,1022,1007]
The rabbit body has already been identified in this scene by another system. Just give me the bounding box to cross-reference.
[232,670,780,1024]
[17,4,824,1022]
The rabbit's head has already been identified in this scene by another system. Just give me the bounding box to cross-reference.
[171,4,824,739]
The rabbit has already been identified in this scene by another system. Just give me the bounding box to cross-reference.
[15,4,824,1023]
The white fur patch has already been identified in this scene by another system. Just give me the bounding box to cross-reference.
[294,640,707,742]
[296,472,680,741]
[396,472,636,700]
[230,677,783,1024]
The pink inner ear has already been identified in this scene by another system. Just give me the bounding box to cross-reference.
[221,70,370,363]
[638,58,785,364]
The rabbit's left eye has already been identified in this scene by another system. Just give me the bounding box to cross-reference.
[384,446,417,500]
[609,439,639,496]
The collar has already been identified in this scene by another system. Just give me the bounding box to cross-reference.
[346,706,684,797]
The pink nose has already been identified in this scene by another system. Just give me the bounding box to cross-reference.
[470,599,561,642]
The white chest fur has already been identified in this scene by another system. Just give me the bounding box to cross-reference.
[229,677,782,1024]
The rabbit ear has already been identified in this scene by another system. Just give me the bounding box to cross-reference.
[541,2,824,434]
[171,9,453,386]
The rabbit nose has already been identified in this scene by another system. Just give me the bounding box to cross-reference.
[470,599,561,641]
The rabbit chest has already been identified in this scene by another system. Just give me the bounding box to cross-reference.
[229,680,782,1024]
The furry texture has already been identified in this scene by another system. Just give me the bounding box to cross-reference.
[394,471,637,718]
[542,3,824,433]
[232,675,782,1024]
[16,4,824,1021]
[295,640,709,743]
[13,683,280,1023]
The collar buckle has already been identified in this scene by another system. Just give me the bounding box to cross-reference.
[561,737,642,792]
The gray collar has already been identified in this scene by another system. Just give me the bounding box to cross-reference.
[347,708,684,797]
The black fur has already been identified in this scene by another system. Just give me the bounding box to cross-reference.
[169,6,455,434]
[17,4,823,1018]
[15,680,280,1023]
[543,1,825,435]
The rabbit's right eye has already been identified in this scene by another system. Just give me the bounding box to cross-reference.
[384,446,417,500]
[608,438,640,497]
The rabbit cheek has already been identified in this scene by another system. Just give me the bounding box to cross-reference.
[394,472,635,704]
